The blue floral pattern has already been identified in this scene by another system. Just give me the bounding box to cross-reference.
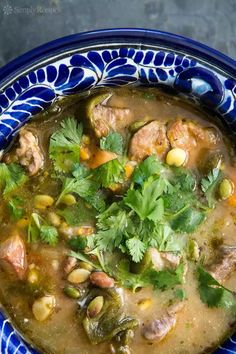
[0,43,235,354]
[0,47,235,152]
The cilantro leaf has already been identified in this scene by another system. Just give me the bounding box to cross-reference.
[8,196,25,220]
[28,213,59,246]
[132,156,163,185]
[174,288,186,301]
[57,177,99,206]
[100,132,124,155]
[126,237,147,263]
[70,250,101,270]
[49,117,83,172]
[170,207,206,233]
[84,193,106,212]
[28,212,42,243]
[172,167,196,192]
[95,208,129,252]
[124,176,165,221]
[149,223,184,252]
[60,164,106,211]
[163,169,196,213]
[152,263,185,290]
[68,236,87,251]
[201,168,221,207]
[72,163,90,179]
[113,260,185,291]
[93,158,125,188]
[0,163,27,197]
[57,203,96,226]
[198,266,236,312]
[40,225,58,246]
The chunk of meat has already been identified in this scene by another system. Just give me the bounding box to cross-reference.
[161,252,181,269]
[142,301,184,341]
[146,248,181,271]
[142,313,176,341]
[207,246,236,283]
[91,104,133,137]
[0,233,28,279]
[16,129,44,175]
[63,256,77,274]
[129,121,170,161]
[167,119,218,152]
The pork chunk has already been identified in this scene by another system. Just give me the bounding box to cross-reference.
[147,248,181,271]
[0,233,28,280]
[167,119,218,152]
[16,129,44,176]
[63,256,77,274]
[142,313,176,341]
[90,104,133,137]
[207,246,236,283]
[142,302,184,341]
[129,121,170,161]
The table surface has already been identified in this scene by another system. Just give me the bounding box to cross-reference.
[0,0,235,68]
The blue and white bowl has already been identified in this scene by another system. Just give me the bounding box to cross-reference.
[0,28,235,354]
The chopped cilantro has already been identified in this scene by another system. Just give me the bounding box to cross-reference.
[170,207,206,233]
[57,202,96,226]
[68,236,87,251]
[132,156,163,186]
[28,212,42,243]
[174,288,186,301]
[126,237,147,263]
[28,212,59,246]
[57,177,99,205]
[93,159,208,262]
[95,206,129,252]
[201,168,221,207]
[93,158,125,188]
[198,267,236,312]
[124,176,165,221]
[0,163,27,197]
[56,162,105,211]
[72,163,90,179]
[40,225,58,246]
[112,260,185,291]
[70,250,101,270]
[49,117,83,172]
[8,196,25,220]
[100,132,124,155]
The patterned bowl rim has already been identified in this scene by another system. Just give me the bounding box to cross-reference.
[0,28,235,86]
[0,28,236,354]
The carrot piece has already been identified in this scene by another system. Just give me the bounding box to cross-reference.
[90,150,117,169]
[228,194,236,207]
[125,164,134,179]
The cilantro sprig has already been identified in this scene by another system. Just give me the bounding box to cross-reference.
[93,158,125,188]
[93,156,208,263]
[49,117,83,172]
[198,266,236,312]
[100,132,124,155]
[110,259,185,292]
[8,196,25,220]
[201,168,221,207]
[28,212,59,246]
[0,163,27,197]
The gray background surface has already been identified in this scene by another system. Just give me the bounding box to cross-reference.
[0,0,235,68]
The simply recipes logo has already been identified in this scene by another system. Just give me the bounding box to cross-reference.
[1,2,61,16]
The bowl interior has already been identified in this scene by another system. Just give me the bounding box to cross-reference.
[0,28,235,354]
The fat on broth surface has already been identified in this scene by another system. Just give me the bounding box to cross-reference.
[0,88,235,354]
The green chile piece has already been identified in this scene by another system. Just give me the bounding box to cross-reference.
[78,288,138,344]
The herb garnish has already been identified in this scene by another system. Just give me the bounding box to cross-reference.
[100,132,124,155]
